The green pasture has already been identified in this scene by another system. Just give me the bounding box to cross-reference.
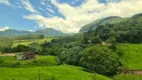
[0,65,110,80]
[0,55,58,67]
[116,43,142,70]
[12,37,54,47]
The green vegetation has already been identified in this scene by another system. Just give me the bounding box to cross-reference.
[80,13,142,33]
[12,37,54,47]
[1,13,142,80]
[42,13,142,77]
[14,34,44,40]
[80,45,119,75]
[116,44,142,70]
[0,37,13,63]
[0,37,13,52]
[45,33,120,76]
[113,74,142,80]
[0,55,59,67]
[80,16,122,32]
[0,65,110,80]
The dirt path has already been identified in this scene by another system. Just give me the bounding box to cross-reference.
[129,70,142,75]
[120,70,142,75]
[0,53,16,56]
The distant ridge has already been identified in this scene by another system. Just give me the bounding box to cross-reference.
[79,13,142,32]
[132,13,142,18]
[79,16,121,32]
[0,28,65,37]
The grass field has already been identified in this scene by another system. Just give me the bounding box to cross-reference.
[0,65,110,80]
[113,74,142,80]
[12,37,54,47]
[116,43,142,70]
[0,55,110,80]
[0,55,59,67]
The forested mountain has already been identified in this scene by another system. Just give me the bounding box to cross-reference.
[79,16,122,32]
[80,13,142,32]
[0,29,30,37]
[0,28,65,37]
[35,28,65,37]
[43,13,142,76]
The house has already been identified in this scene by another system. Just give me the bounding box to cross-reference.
[16,52,36,60]
[16,54,24,60]
[23,52,36,60]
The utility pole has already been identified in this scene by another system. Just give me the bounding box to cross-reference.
[38,70,40,80]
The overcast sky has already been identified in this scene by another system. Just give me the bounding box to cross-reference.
[0,0,142,33]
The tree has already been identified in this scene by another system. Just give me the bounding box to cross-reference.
[80,44,119,76]
[12,45,32,52]
[0,37,13,52]
[106,37,117,50]
[0,37,13,62]
[90,36,102,44]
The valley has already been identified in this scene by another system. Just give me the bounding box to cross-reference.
[0,13,142,80]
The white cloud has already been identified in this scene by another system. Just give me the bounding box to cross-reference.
[0,0,12,6]
[28,30,35,32]
[0,26,10,31]
[38,7,44,11]
[41,0,46,5]
[21,0,39,13]
[47,8,55,13]
[23,14,79,32]
[24,0,142,33]
[0,0,22,8]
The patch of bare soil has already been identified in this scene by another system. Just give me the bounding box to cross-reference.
[0,53,16,56]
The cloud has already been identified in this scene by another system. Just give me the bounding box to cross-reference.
[23,14,79,32]
[38,7,44,11]
[24,0,142,33]
[28,30,35,32]
[0,26,10,31]
[47,8,55,13]
[0,0,12,6]
[21,0,39,13]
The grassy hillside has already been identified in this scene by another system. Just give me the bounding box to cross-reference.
[0,55,59,67]
[0,65,110,80]
[116,44,142,70]
[12,37,54,47]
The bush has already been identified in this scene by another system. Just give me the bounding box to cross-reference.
[12,45,32,52]
[12,62,20,68]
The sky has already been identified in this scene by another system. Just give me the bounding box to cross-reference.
[0,0,142,33]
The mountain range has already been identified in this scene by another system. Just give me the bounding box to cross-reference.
[0,28,65,37]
